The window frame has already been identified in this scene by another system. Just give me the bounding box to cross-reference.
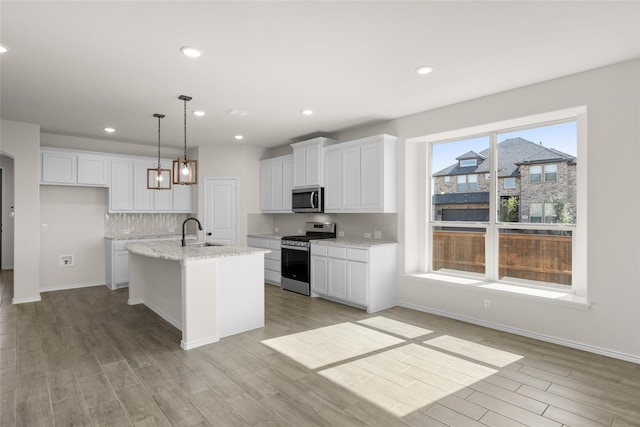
[503,177,516,189]
[459,158,478,167]
[422,108,585,298]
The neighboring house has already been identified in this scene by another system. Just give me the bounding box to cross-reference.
[432,137,576,223]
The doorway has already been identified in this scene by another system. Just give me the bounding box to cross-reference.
[204,178,238,245]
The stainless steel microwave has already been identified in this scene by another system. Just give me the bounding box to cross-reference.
[292,186,324,213]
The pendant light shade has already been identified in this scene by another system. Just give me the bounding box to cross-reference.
[173,95,198,185]
[147,113,172,190]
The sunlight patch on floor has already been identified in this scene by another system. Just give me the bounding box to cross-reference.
[358,316,433,338]
[425,335,523,367]
[261,322,404,369]
[319,343,498,416]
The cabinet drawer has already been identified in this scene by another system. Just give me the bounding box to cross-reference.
[265,259,280,272]
[257,238,270,249]
[327,246,347,259]
[113,240,130,251]
[265,269,281,284]
[266,249,281,262]
[347,248,368,263]
[248,237,259,248]
[311,245,327,256]
[269,239,281,250]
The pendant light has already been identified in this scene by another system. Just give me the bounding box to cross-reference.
[173,95,198,185]
[147,114,172,190]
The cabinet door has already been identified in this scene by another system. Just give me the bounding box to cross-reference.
[260,162,273,211]
[324,148,342,211]
[342,145,361,210]
[282,157,293,212]
[327,257,347,300]
[114,251,130,284]
[77,154,109,186]
[311,255,328,295]
[305,144,321,186]
[293,148,306,187]
[173,184,192,212]
[134,161,154,211]
[110,159,134,211]
[347,260,368,306]
[270,161,283,210]
[42,151,76,184]
[360,141,383,211]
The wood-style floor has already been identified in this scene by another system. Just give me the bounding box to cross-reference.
[1,270,639,427]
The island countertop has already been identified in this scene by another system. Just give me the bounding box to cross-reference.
[125,240,270,262]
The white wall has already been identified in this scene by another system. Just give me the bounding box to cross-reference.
[1,154,15,269]
[39,186,108,290]
[331,59,640,361]
[195,144,268,246]
[0,119,41,303]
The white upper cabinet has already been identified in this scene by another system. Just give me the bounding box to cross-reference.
[41,147,109,186]
[260,154,293,213]
[110,158,134,211]
[291,137,337,188]
[323,134,397,213]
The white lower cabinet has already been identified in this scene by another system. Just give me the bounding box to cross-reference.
[310,242,397,313]
[247,236,281,285]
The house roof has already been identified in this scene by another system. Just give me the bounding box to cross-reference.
[433,137,576,178]
[456,150,486,160]
[433,192,490,205]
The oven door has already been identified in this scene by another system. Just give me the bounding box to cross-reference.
[281,244,311,295]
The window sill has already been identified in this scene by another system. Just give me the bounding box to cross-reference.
[404,273,591,310]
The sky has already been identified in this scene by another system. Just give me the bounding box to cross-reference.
[431,121,577,174]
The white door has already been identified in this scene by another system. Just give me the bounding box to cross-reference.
[205,178,237,245]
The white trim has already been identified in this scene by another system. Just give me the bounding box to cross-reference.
[181,335,220,350]
[40,281,104,292]
[398,301,639,364]
[12,295,41,304]
[127,298,143,305]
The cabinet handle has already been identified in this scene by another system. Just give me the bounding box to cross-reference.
[206,232,212,236]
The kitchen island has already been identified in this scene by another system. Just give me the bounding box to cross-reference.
[125,240,269,350]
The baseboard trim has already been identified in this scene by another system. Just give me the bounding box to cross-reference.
[41,281,104,292]
[181,335,219,350]
[398,302,640,364]
[12,295,42,304]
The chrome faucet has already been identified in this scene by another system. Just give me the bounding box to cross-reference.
[182,217,203,246]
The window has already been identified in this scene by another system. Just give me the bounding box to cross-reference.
[429,118,579,290]
[468,174,478,190]
[503,177,516,189]
[444,176,450,183]
[459,159,477,167]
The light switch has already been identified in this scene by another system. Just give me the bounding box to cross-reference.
[41,224,48,232]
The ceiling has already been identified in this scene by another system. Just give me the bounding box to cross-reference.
[1,1,639,150]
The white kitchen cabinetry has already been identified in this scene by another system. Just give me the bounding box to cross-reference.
[260,155,293,213]
[110,156,192,213]
[291,137,337,188]
[323,134,397,213]
[310,242,397,313]
[41,148,109,186]
[248,236,281,285]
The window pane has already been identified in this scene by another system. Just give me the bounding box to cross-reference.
[503,177,516,189]
[432,136,490,221]
[432,227,485,276]
[544,164,557,182]
[529,165,542,183]
[544,203,557,223]
[498,122,577,224]
[499,228,572,287]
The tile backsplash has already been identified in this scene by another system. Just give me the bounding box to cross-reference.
[249,213,397,241]
[105,213,191,236]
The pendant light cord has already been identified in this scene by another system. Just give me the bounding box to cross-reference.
[183,98,188,162]
[157,115,162,168]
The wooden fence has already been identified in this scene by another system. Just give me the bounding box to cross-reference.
[432,230,572,285]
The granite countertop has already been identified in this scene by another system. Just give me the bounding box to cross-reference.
[310,238,397,248]
[125,240,270,262]
[247,233,285,239]
[105,233,197,241]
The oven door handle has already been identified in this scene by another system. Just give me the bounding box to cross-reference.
[282,245,309,252]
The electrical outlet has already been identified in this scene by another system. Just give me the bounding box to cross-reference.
[122,229,130,234]
[274,227,280,233]
[41,224,48,232]
[168,227,175,233]
[338,231,345,237]
[364,232,371,239]
[297,229,303,234]
[374,230,382,239]
[60,255,74,267]
[484,298,492,310]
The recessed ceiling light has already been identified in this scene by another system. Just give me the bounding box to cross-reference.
[0,44,9,54]
[226,109,249,117]
[180,46,202,58]
[234,135,244,141]
[104,127,115,133]
[301,109,314,116]
[415,65,434,75]
[193,110,205,117]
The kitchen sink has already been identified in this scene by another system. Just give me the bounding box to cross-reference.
[187,242,226,248]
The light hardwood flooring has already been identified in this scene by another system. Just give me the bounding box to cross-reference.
[1,269,639,426]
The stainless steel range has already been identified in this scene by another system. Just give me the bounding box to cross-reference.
[281,222,336,296]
